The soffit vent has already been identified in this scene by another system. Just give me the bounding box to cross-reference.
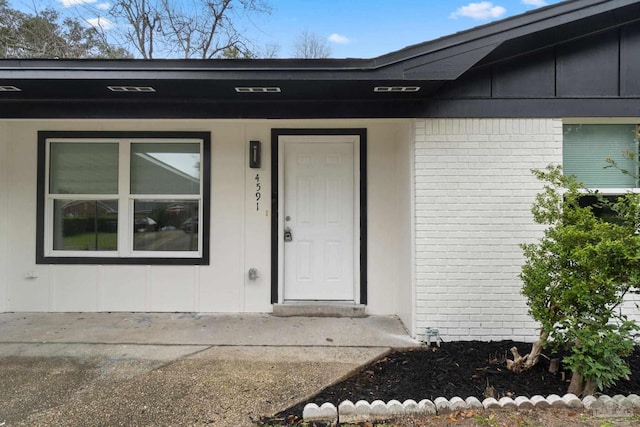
[107,86,156,93]
[374,86,421,93]
[235,87,281,93]
[0,85,21,92]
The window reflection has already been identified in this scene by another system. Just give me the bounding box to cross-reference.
[53,200,118,251]
[133,200,199,251]
[130,143,200,195]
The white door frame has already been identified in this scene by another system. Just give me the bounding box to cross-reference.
[275,133,362,304]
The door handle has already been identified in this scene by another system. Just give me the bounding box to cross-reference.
[284,227,293,242]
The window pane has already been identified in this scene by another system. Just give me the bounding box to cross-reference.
[131,143,200,194]
[563,124,638,188]
[578,194,625,224]
[133,200,199,251]
[53,200,118,251]
[50,143,118,194]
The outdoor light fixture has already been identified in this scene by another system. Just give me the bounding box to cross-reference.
[0,86,21,92]
[235,87,281,93]
[374,86,421,93]
[107,86,156,93]
[249,140,261,168]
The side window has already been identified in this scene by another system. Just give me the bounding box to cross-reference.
[563,124,639,189]
[563,124,639,218]
[37,132,210,265]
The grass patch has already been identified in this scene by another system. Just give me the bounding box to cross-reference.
[60,232,117,250]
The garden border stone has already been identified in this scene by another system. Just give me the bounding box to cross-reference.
[302,393,640,423]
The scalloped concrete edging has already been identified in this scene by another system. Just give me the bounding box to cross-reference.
[303,393,640,423]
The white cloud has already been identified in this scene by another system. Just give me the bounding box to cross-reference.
[522,0,548,6]
[58,0,96,7]
[449,2,507,20]
[328,33,350,44]
[96,2,110,10]
[85,17,114,30]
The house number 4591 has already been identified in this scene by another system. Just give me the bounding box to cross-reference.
[255,173,261,211]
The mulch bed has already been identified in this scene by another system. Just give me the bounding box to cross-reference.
[262,340,640,425]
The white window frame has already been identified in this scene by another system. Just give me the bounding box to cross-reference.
[37,131,210,265]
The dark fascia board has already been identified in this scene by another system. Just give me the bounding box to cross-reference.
[379,0,640,79]
[0,99,426,119]
[0,57,372,71]
[0,0,638,84]
[0,65,403,81]
[373,0,638,67]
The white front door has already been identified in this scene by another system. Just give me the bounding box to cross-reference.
[282,138,355,301]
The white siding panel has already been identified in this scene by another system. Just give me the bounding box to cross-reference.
[0,118,412,318]
[100,265,148,311]
[9,274,52,311]
[394,123,415,336]
[362,121,417,326]
[149,266,196,311]
[242,124,272,313]
[203,124,245,312]
[0,123,7,312]
[5,124,49,311]
[53,266,99,311]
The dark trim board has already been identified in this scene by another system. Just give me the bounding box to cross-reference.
[36,131,211,265]
[421,97,640,118]
[270,128,368,305]
[10,97,640,120]
[0,100,425,120]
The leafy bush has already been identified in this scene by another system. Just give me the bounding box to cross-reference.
[520,165,640,395]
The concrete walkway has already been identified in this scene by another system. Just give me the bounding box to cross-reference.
[0,312,420,426]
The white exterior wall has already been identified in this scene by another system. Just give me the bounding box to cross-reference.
[0,122,7,312]
[393,123,415,334]
[414,118,563,342]
[0,119,413,319]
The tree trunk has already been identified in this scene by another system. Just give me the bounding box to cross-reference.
[568,370,597,397]
[506,332,546,373]
[524,338,544,369]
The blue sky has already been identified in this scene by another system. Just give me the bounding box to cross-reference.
[14,0,564,58]
[259,0,564,57]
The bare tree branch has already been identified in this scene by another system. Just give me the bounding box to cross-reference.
[93,0,270,59]
[292,29,331,58]
[0,0,129,58]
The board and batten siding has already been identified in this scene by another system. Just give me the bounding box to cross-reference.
[414,118,563,342]
[0,122,8,312]
[0,119,412,323]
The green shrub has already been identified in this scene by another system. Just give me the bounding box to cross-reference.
[520,165,640,395]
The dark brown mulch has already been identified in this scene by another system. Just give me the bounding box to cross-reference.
[264,340,640,425]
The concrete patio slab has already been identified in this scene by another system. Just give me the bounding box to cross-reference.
[0,312,420,426]
[0,312,417,347]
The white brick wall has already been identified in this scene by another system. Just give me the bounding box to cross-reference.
[414,119,563,342]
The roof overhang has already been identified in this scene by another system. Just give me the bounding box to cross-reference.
[0,0,638,119]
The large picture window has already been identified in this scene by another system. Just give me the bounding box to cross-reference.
[37,131,210,265]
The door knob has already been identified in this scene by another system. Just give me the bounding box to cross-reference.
[284,227,293,242]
